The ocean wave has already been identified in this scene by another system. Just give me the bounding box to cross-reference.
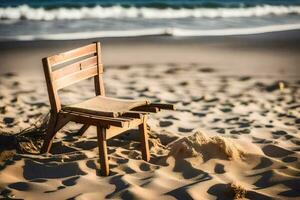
[2,23,300,41]
[1,5,300,20]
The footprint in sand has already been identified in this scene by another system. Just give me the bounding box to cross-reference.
[239,76,251,81]
[3,117,14,125]
[62,176,80,186]
[282,156,298,163]
[253,157,273,170]
[214,163,225,174]
[2,72,16,78]
[74,140,98,150]
[29,178,47,183]
[216,129,225,134]
[159,120,173,127]
[86,160,97,170]
[23,159,86,180]
[178,127,194,133]
[139,163,151,171]
[8,182,30,191]
[198,67,215,73]
[164,115,179,120]
[220,108,232,113]
[272,130,288,136]
[262,144,293,158]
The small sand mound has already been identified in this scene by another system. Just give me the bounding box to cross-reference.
[208,183,247,200]
[167,130,245,162]
[230,183,247,199]
[148,137,168,156]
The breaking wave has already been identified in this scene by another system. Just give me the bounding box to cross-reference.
[1,5,300,20]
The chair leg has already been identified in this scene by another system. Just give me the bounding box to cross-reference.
[97,126,109,176]
[40,113,58,154]
[139,115,150,162]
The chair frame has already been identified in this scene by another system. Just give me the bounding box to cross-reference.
[41,42,174,176]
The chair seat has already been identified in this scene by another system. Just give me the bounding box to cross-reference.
[63,96,150,118]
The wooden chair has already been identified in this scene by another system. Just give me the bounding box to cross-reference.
[41,42,175,176]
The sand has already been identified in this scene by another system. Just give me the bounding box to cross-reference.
[0,32,300,199]
[1,30,300,76]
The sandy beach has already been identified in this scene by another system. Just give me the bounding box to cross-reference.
[0,31,300,199]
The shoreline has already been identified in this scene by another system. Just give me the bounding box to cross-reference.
[2,23,300,41]
[0,29,300,77]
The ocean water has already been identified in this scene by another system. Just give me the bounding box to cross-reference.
[0,0,300,41]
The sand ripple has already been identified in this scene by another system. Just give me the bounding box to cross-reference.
[1,64,299,199]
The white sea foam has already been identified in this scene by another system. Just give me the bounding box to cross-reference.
[1,5,300,20]
[1,23,300,41]
[171,23,300,36]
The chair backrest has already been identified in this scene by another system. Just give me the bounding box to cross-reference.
[43,42,105,114]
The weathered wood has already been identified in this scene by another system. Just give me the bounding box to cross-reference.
[43,58,61,113]
[62,110,132,122]
[60,111,127,127]
[94,42,105,96]
[40,113,58,154]
[48,43,97,66]
[139,115,150,161]
[133,106,160,113]
[97,126,109,176]
[52,56,99,80]
[150,103,176,110]
[41,42,175,176]
[106,118,143,139]
[54,66,98,90]
[54,114,71,132]
[40,113,71,154]
[121,111,144,119]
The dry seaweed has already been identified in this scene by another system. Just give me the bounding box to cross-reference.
[0,112,50,155]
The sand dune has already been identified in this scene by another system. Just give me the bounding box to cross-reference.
[0,63,299,199]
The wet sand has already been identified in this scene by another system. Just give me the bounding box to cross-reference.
[0,29,300,76]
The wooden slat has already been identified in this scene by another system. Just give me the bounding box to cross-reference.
[40,113,58,154]
[94,42,105,96]
[61,111,126,127]
[48,43,97,66]
[150,103,176,110]
[61,109,135,125]
[54,66,98,90]
[54,113,71,133]
[132,106,160,113]
[121,111,145,119]
[42,58,61,113]
[97,126,109,176]
[63,109,132,122]
[139,115,150,161]
[106,118,143,139]
[52,56,100,80]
